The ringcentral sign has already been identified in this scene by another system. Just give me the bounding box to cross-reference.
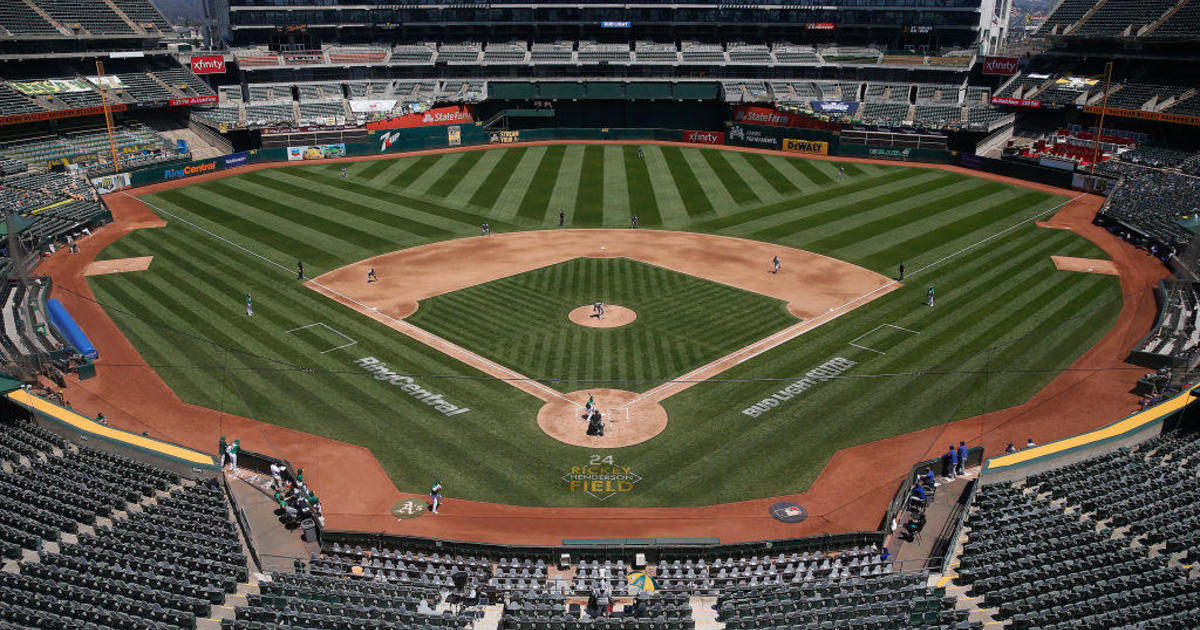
[355,357,470,417]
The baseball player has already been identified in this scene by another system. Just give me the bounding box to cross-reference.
[585,394,595,411]
[429,479,443,514]
[297,260,304,280]
[597,302,606,320]
[898,262,905,281]
[630,214,638,229]
[559,211,565,227]
[367,268,377,283]
[772,256,781,274]
[245,293,253,316]
[341,167,347,178]
[838,166,845,178]
[926,286,935,307]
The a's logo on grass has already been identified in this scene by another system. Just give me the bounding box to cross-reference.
[563,454,642,501]
[770,501,808,523]
[391,498,427,520]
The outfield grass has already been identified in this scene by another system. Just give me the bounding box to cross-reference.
[88,144,1121,507]
[408,257,796,392]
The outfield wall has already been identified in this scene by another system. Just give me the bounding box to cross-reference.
[119,122,1078,192]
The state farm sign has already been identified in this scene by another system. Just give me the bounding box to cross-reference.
[190,55,226,75]
[683,130,724,145]
[366,105,475,130]
[982,56,1019,75]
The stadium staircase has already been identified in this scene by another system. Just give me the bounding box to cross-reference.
[1140,0,1195,35]
[1065,0,1114,34]
[99,0,138,32]
[17,0,70,36]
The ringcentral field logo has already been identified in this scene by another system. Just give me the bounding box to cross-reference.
[356,356,470,416]
[563,455,642,501]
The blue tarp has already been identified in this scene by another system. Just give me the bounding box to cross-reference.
[46,298,97,360]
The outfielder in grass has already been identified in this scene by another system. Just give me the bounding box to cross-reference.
[245,293,253,316]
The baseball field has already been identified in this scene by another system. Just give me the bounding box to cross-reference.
[85,143,1122,508]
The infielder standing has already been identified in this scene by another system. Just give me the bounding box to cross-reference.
[772,256,781,274]
[367,268,378,283]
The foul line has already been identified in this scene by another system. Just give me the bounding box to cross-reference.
[129,193,576,407]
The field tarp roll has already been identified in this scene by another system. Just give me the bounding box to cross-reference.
[46,298,97,360]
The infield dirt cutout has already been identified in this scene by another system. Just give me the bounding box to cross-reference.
[311,229,897,447]
[83,256,154,276]
[568,304,637,328]
[1051,255,1118,276]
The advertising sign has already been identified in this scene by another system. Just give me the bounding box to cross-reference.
[222,152,250,169]
[782,138,828,155]
[86,76,125,90]
[727,125,780,150]
[169,95,218,107]
[287,144,347,161]
[89,173,131,195]
[732,105,832,128]
[990,96,1042,108]
[809,101,859,115]
[867,147,913,160]
[491,130,520,144]
[190,55,227,75]
[805,22,836,30]
[682,130,724,145]
[10,79,91,95]
[601,21,631,28]
[365,105,475,130]
[349,99,397,113]
[1082,105,1200,127]
[163,159,219,181]
[0,104,128,127]
[447,125,461,146]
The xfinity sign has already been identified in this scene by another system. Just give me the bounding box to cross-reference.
[190,55,226,75]
[982,56,1020,76]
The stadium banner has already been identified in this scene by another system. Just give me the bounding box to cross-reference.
[601,21,631,28]
[726,125,781,149]
[1081,105,1200,127]
[447,125,461,146]
[1072,173,1114,196]
[286,144,347,161]
[85,76,125,89]
[809,101,859,116]
[982,56,1020,75]
[781,138,829,155]
[169,95,218,107]
[190,55,226,74]
[0,103,128,127]
[990,96,1042,108]
[1038,156,1076,171]
[731,105,839,130]
[10,78,91,95]
[682,130,724,145]
[89,173,131,195]
[490,130,520,143]
[805,22,836,30]
[867,147,913,160]
[349,99,397,113]
[222,152,250,169]
[365,105,475,130]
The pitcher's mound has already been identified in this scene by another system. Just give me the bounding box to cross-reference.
[538,389,667,448]
[568,305,637,328]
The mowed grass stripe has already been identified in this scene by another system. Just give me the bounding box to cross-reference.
[517,145,566,222]
[622,145,661,227]
[386,154,439,189]
[659,146,715,218]
[602,145,631,226]
[356,157,395,181]
[468,147,526,209]
[240,170,457,241]
[750,172,965,241]
[574,145,606,225]
[786,156,833,185]
[699,149,759,206]
[296,169,500,233]
[807,182,1009,251]
[859,190,1055,270]
[694,168,925,232]
[426,150,486,198]
[742,153,799,195]
[148,187,334,267]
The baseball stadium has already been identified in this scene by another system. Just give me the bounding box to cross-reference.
[0,0,1199,627]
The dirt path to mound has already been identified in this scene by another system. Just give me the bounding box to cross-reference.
[36,143,1168,546]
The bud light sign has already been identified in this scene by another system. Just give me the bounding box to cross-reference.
[682,130,724,145]
[190,55,226,74]
[809,101,859,115]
